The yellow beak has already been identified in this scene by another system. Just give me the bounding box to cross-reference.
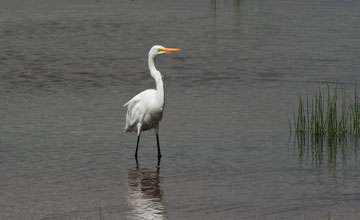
[158,48,181,53]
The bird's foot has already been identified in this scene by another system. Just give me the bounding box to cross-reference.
[157,155,162,168]
[135,154,139,168]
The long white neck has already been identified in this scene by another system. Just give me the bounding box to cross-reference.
[148,55,164,107]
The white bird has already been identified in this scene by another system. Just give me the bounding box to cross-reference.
[124,45,181,165]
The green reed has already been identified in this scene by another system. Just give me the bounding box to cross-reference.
[292,85,360,138]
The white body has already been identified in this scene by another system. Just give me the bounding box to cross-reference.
[124,45,168,135]
[124,45,180,163]
[124,88,164,134]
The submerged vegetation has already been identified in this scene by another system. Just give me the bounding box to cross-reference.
[290,85,360,167]
[210,0,262,14]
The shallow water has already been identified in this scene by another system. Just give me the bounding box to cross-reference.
[1,0,360,219]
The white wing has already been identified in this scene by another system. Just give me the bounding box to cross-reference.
[124,89,156,132]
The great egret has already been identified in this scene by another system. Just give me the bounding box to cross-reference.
[124,45,181,165]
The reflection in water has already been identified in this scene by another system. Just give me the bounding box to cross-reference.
[135,156,162,169]
[127,168,165,220]
[210,0,262,14]
[293,133,359,171]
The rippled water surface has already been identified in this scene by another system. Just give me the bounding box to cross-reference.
[1,0,360,219]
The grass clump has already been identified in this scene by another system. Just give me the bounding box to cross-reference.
[291,84,360,138]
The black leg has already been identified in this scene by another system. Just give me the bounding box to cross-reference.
[157,156,161,168]
[135,157,139,168]
[135,135,140,160]
[156,133,162,159]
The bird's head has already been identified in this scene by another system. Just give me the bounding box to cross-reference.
[149,45,181,57]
